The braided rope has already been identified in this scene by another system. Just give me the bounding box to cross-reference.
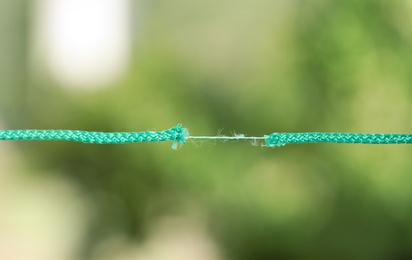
[0,123,411,149]
[0,124,188,149]
[264,133,412,147]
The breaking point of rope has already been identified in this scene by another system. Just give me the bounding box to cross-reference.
[0,124,411,149]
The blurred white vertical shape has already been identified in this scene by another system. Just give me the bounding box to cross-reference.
[33,0,131,90]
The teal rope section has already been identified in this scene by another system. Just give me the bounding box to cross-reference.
[264,133,412,147]
[0,124,188,149]
[0,123,411,148]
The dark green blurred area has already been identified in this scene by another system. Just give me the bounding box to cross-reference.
[2,1,412,259]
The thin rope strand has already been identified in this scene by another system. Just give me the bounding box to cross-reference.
[187,136,265,140]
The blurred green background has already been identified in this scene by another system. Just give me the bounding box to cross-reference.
[1,0,412,259]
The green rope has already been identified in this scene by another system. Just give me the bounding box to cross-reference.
[0,123,411,149]
[0,124,188,149]
[264,132,412,147]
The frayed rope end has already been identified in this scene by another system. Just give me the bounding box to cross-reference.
[171,124,189,150]
[264,134,286,147]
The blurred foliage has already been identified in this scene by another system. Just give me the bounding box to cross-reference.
[2,0,412,259]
